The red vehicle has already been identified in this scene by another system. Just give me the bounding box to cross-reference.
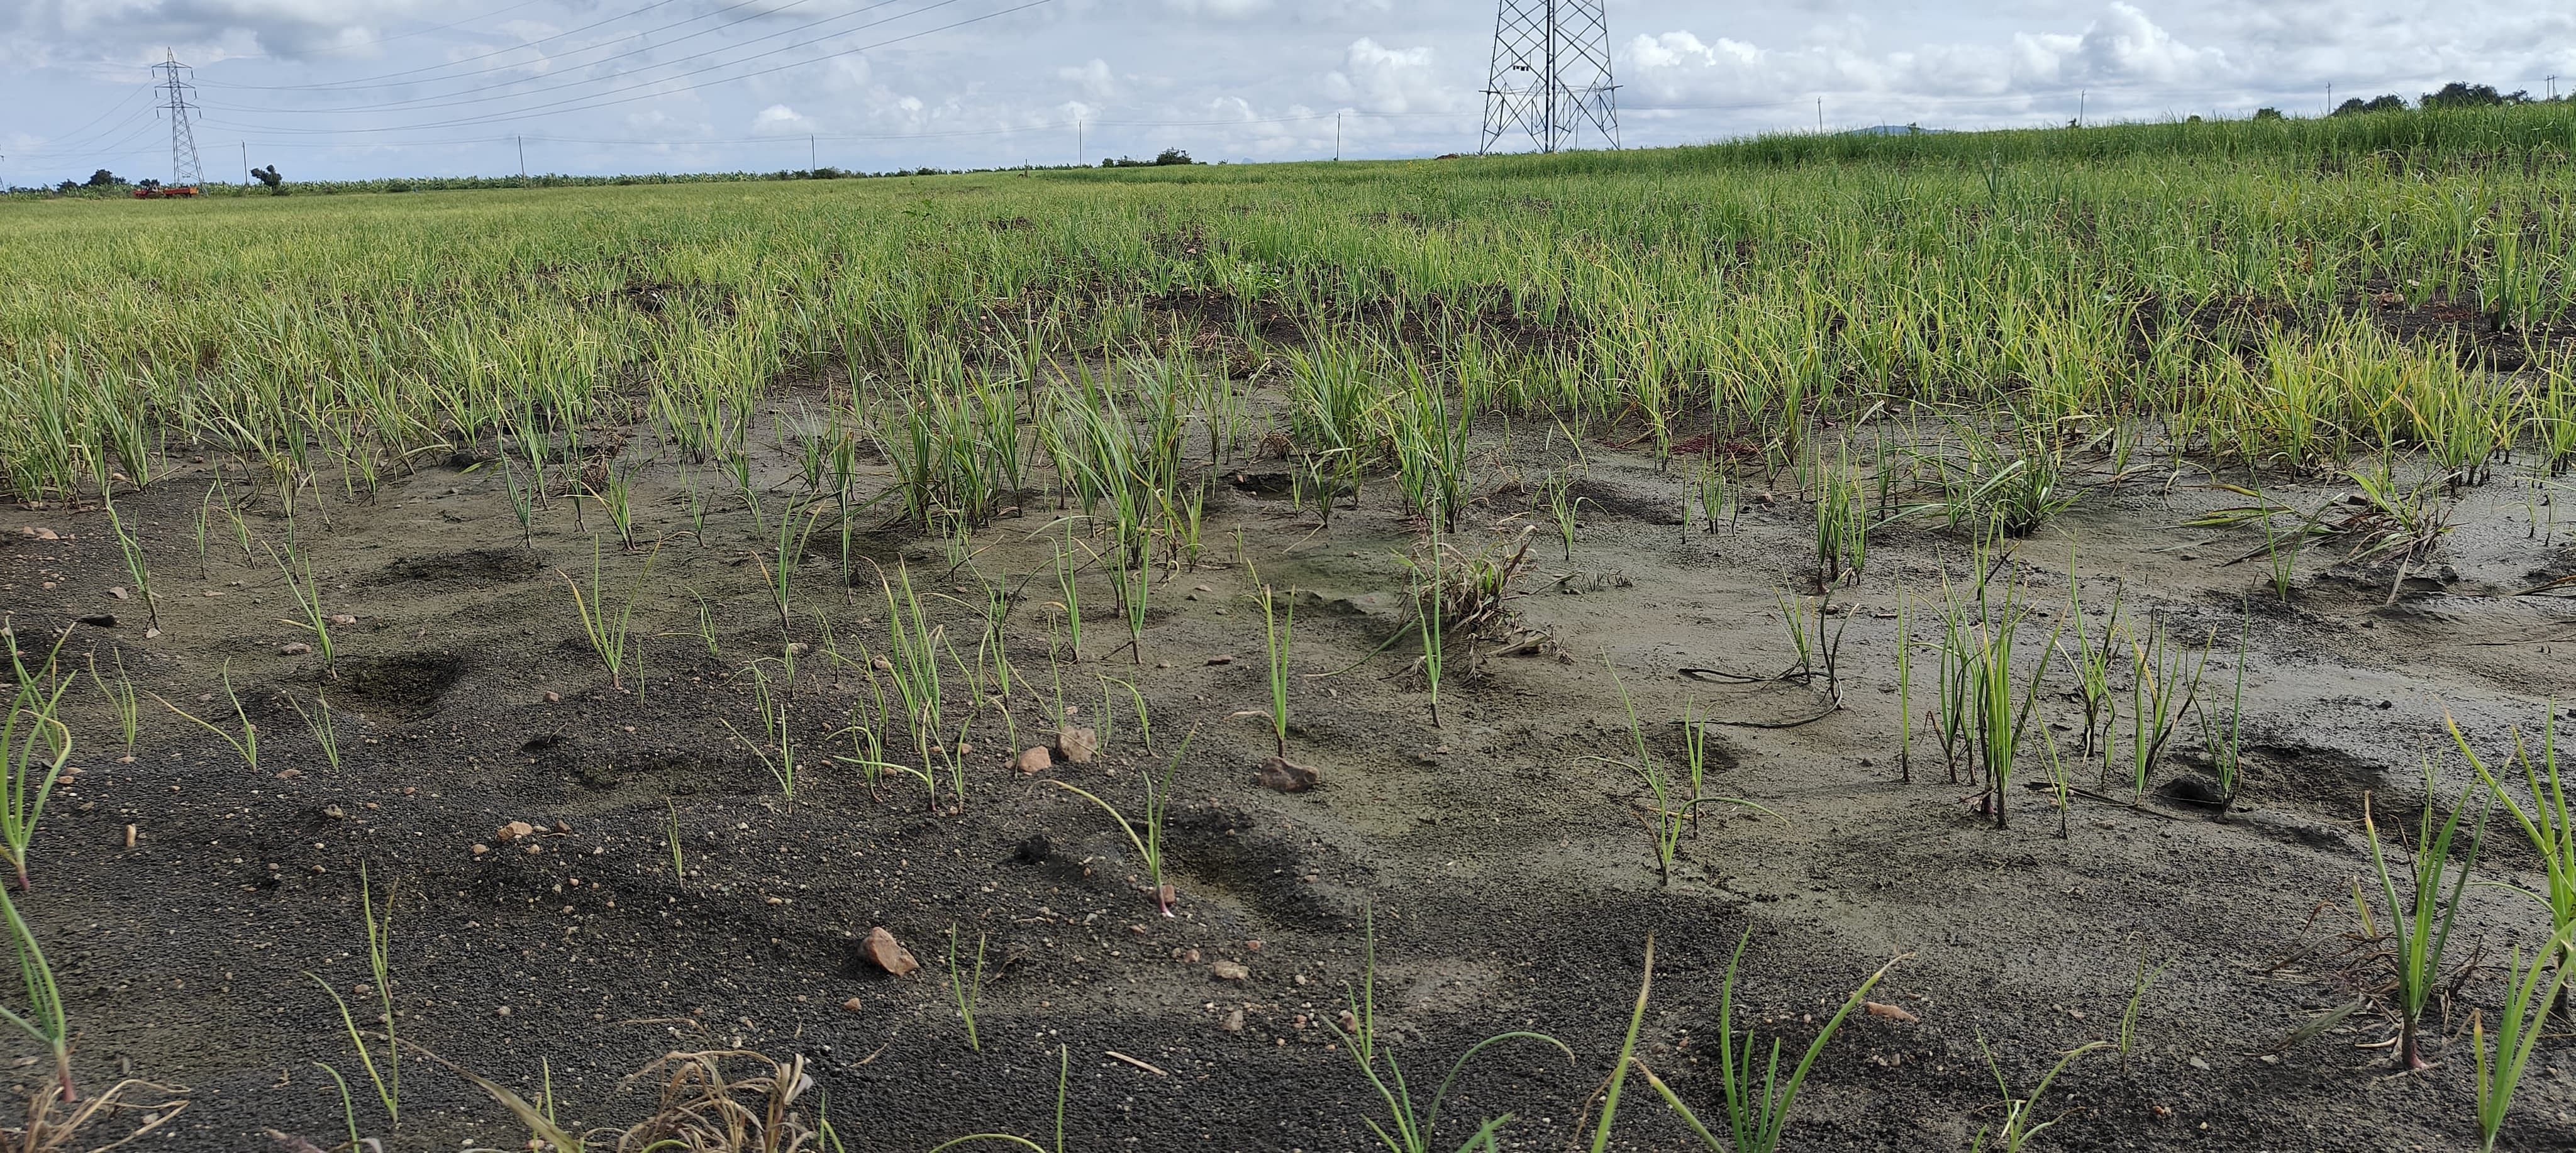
[131,185,200,199]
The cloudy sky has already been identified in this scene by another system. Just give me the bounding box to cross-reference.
[3,0,2570,185]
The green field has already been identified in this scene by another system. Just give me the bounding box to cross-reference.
[3,106,2576,1150]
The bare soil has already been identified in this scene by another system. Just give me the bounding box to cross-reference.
[5,412,2576,1151]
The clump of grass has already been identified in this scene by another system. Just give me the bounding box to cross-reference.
[2451,708,2572,1007]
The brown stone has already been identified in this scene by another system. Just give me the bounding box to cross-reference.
[1057,727,1100,765]
[863,926,919,976]
[1256,756,1319,792]
[1210,959,1249,981]
[496,820,536,842]
[1016,746,1053,775]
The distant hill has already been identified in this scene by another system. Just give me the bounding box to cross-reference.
[1845,124,1950,136]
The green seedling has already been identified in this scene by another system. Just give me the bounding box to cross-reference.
[560,538,658,689]
[2358,778,2479,1069]
[1049,728,1193,916]
[1972,1037,2109,1152]
[1330,907,1573,1153]
[1628,928,1907,1153]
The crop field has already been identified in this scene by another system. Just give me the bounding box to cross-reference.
[4,106,2576,1150]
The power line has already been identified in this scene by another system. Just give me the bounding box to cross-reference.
[219,0,694,92]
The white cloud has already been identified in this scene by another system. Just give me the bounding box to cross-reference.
[1324,38,1455,114]
[1057,58,1116,100]
[752,104,813,133]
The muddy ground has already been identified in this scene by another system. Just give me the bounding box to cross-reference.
[4,405,2576,1152]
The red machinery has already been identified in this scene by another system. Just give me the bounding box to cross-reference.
[131,185,200,199]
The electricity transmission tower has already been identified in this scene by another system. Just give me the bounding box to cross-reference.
[151,49,204,187]
[1480,1,1619,155]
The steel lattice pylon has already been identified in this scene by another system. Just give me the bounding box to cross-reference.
[152,49,204,187]
[1479,0,1619,155]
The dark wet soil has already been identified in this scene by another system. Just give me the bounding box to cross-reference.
[4,411,2576,1151]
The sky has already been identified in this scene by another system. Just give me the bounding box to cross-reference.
[2,0,2572,186]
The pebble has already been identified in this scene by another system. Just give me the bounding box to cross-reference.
[1219,1008,1245,1032]
[280,642,312,656]
[1256,756,1319,793]
[1016,746,1053,775]
[841,997,863,1013]
[1057,727,1100,765]
[496,820,536,842]
[863,927,919,976]
[1210,961,1249,981]
[1206,654,1235,665]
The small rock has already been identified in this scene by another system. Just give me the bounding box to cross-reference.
[871,655,893,671]
[1179,947,1201,963]
[327,614,357,626]
[1016,746,1053,775]
[1206,654,1235,666]
[274,768,301,780]
[541,690,560,703]
[552,820,572,834]
[320,805,346,820]
[2187,1056,2211,1071]
[864,927,919,976]
[470,843,491,856]
[496,820,536,842]
[280,642,311,656]
[1211,960,1249,981]
[1256,756,1319,793]
[1219,1008,1245,1032]
[1863,1001,1919,1023]
[1057,727,1100,765]
[108,587,129,600]
[495,1005,511,1017]
[841,996,863,1013]
[18,527,57,541]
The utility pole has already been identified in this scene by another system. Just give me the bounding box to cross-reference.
[1075,119,1083,167]
[1479,0,1618,154]
[2325,83,2332,115]
[150,49,204,187]
[2077,89,2085,127]
[1335,112,1341,161]
[809,134,817,172]
[2549,75,2560,102]
[1816,97,1823,134]
[240,140,248,184]
[517,135,527,179]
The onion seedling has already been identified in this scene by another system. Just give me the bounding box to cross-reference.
[2358,779,2479,1069]
[2471,928,2576,1152]
[84,653,138,760]
[1628,928,1906,1153]
[559,538,658,690]
[1048,728,1193,917]
[946,924,989,1052]
[1328,907,1573,1153]
[1,632,72,890]
[1255,582,1294,758]
[2449,708,2572,1010]
[151,660,257,772]
[0,883,72,1102]
[1971,1037,2108,1152]
[293,692,341,771]
[104,505,158,632]
[269,541,337,675]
